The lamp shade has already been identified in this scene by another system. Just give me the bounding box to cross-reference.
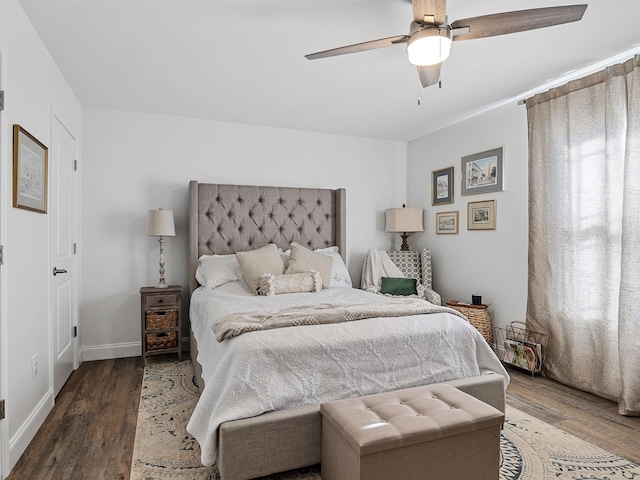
[385,206,424,233]
[146,209,176,237]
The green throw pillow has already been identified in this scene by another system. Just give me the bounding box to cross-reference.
[380,277,417,296]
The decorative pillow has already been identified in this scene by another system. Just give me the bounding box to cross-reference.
[256,271,322,296]
[284,242,333,288]
[380,277,418,296]
[236,244,285,294]
[280,245,352,287]
[196,254,245,290]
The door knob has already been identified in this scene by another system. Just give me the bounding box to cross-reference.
[53,267,68,276]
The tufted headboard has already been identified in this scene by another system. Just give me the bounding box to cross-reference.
[189,181,346,295]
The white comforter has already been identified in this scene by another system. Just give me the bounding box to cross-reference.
[187,282,509,466]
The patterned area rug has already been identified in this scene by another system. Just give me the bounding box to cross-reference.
[131,359,640,479]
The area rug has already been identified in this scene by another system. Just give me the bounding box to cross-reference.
[131,359,640,479]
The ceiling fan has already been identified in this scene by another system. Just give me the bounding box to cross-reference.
[305,1,587,88]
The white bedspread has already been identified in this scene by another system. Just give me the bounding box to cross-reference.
[187,282,509,466]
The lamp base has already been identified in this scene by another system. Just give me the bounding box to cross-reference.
[155,236,170,288]
[400,233,411,251]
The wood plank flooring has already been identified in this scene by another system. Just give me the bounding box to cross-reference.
[505,364,640,464]
[7,357,143,480]
[6,358,640,479]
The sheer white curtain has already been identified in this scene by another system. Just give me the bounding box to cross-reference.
[526,55,640,416]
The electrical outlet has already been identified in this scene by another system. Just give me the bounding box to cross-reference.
[31,354,38,379]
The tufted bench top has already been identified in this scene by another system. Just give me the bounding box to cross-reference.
[321,383,504,456]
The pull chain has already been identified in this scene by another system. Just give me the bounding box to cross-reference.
[417,77,443,104]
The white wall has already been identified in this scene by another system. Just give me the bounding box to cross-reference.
[407,102,529,335]
[0,0,82,474]
[80,108,406,359]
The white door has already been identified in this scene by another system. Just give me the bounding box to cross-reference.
[50,115,77,397]
[0,50,5,480]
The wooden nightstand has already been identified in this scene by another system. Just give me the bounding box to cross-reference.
[140,285,182,364]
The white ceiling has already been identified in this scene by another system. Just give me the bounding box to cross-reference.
[17,0,640,141]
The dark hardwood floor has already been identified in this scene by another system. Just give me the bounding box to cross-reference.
[6,358,640,479]
[7,357,143,480]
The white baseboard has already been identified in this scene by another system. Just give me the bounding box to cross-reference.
[79,342,141,362]
[78,337,190,363]
[9,389,54,470]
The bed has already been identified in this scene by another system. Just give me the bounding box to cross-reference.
[186,181,509,480]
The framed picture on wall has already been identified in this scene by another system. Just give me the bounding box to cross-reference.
[13,125,48,214]
[431,166,454,205]
[461,147,503,196]
[436,211,459,234]
[467,200,496,230]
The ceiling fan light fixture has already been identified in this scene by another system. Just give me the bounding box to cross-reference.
[406,27,452,66]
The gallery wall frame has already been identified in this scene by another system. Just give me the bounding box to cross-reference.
[13,124,48,214]
[436,211,459,234]
[431,166,454,205]
[461,147,503,196]
[467,200,496,230]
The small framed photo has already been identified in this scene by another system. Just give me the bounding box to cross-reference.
[13,125,48,214]
[436,211,459,234]
[432,167,454,205]
[461,147,503,196]
[467,200,496,230]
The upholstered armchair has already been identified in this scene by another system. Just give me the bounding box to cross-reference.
[386,249,442,305]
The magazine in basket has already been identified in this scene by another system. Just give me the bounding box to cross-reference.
[495,321,547,375]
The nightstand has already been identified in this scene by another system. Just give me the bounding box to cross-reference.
[140,285,182,364]
[446,300,494,344]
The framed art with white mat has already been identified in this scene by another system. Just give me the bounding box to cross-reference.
[436,211,458,234]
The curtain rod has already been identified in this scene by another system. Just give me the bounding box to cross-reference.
[516,49,640,107]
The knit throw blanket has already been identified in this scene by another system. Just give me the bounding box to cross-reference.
[212,298,466,341]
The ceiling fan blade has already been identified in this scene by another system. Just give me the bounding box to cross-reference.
[412,0,446,25]
[451,4,587,41]
[305,35,409,60]
[418,63,441,88]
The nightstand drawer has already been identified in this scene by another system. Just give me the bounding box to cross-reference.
[145,293,179,308]
[146,331,178,352]
[145,309,178,330]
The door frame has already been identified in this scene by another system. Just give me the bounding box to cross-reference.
[0,49,8,479]
[49,111,80,397]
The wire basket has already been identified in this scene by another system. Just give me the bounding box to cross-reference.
[494,322,549,376]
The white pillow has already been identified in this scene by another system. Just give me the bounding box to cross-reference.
[196,254,245,290]
[318,248,352,287]
[281,245,352,287]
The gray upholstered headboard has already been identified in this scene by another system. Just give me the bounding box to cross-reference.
[189,181,346,295]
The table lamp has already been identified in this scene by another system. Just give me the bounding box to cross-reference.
[385,204,424,251]
[146,208,176,288]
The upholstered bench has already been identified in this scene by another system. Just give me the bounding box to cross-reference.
[320,384,505,480]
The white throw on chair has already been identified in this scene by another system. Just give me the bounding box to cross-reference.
[361,248,441,305]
